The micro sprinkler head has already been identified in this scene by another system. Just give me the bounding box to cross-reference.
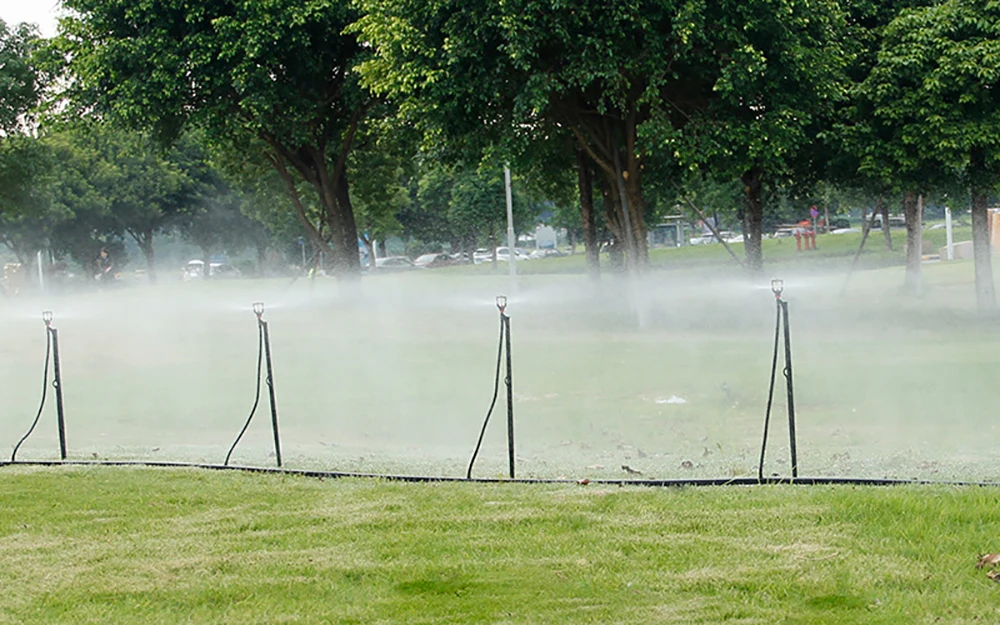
[252,301,265,319]
[42,310,53,327]
[496,295,507,314]
[770,279,784,299]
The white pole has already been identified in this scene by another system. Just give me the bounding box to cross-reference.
[504,165,516,292]
[36,250,44,292]
[945,206,954,261]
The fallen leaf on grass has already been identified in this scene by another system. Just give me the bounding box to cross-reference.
[621,465,643,475]
[987,570,1000,583]
[977,554,1000,569]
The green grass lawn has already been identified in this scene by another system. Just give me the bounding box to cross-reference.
[458,226,973,275]
[3,466,1000,624]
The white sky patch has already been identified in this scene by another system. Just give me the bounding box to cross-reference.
[0,0,60,37]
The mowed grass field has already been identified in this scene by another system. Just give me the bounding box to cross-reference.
[3,466,1000,624]
[1,232,1000,481]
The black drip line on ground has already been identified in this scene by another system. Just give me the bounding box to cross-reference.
[3,459,1000,489]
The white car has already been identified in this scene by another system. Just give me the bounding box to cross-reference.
[183,260,242,280]
[529,248,568,259]
[494,246,531,261]
[373,256,417,271]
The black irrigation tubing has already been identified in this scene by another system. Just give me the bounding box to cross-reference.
[10,329,52,462]
[3,459,1000,489]
[224,320,264,466]
[758,298,782,481]
[466,312,506,479]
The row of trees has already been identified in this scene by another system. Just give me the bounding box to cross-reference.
[1,1,998,308]
[0,19,547,282]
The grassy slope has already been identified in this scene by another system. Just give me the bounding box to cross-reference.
[452,226,972,275]
[3,466,1000,624]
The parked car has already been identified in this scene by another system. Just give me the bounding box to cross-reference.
[183,260,242,281]
[472,249,492,264]
[772,227,808,239]
[494,246,531,261]
[414,253,456,268]
[373,256,417,271]
[689,232,732,245]
[529,248,568,259]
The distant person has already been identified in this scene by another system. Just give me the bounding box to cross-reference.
[94,248,113,283]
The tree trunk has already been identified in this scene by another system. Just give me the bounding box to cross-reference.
[576,148,600,280]
[138,229,157,283]
[741,167,765,272]
[202,247,211,280]
[362,236,376,272]
[622,176,649,267]
[488,222,497,266]
[598,174,625,272]
[902,191,922,295]
[328,168,362,276]
[270,152,333,260]
[255,241,267,277]
[970,187,997,312]
[861,203,869,237]
[881,199,892,251]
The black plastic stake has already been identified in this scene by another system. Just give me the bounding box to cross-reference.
[50,326,67,460]
[779,299,798,478]
[503,312,514,479]
[261,319,282,468]
[466,296,515,480]
[758,280,800,480]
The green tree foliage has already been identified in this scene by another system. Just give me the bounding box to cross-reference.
[0,20,44,135]
[646,0,848,271]
[44,124,196,281]
[0,18,54,266]
[58,0,373,276]
[0,136,59,265]
[356,0,849,273]
[862,0,1000,309]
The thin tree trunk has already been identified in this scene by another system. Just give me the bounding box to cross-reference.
[333,167,362,275]
[488,222,497,266]
[970,187,997,312]
[741,167,765,272]
[256,242,267,277]
[598,174,625,272]
[576,148,600,280]
[362,236,376,271]
[138,230,157,283]
[202,247,211,280]
[269,154,333,259]
[881,199,892,251]
[902,191,922,295]
[623,178,649,267]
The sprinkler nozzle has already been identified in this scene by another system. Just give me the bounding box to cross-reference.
[770,279,784,299]
[496,295,507,314]
[42,310,53,326]
[252,302,265,319]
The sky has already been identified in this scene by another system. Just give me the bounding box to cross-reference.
[0,0,60,37]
